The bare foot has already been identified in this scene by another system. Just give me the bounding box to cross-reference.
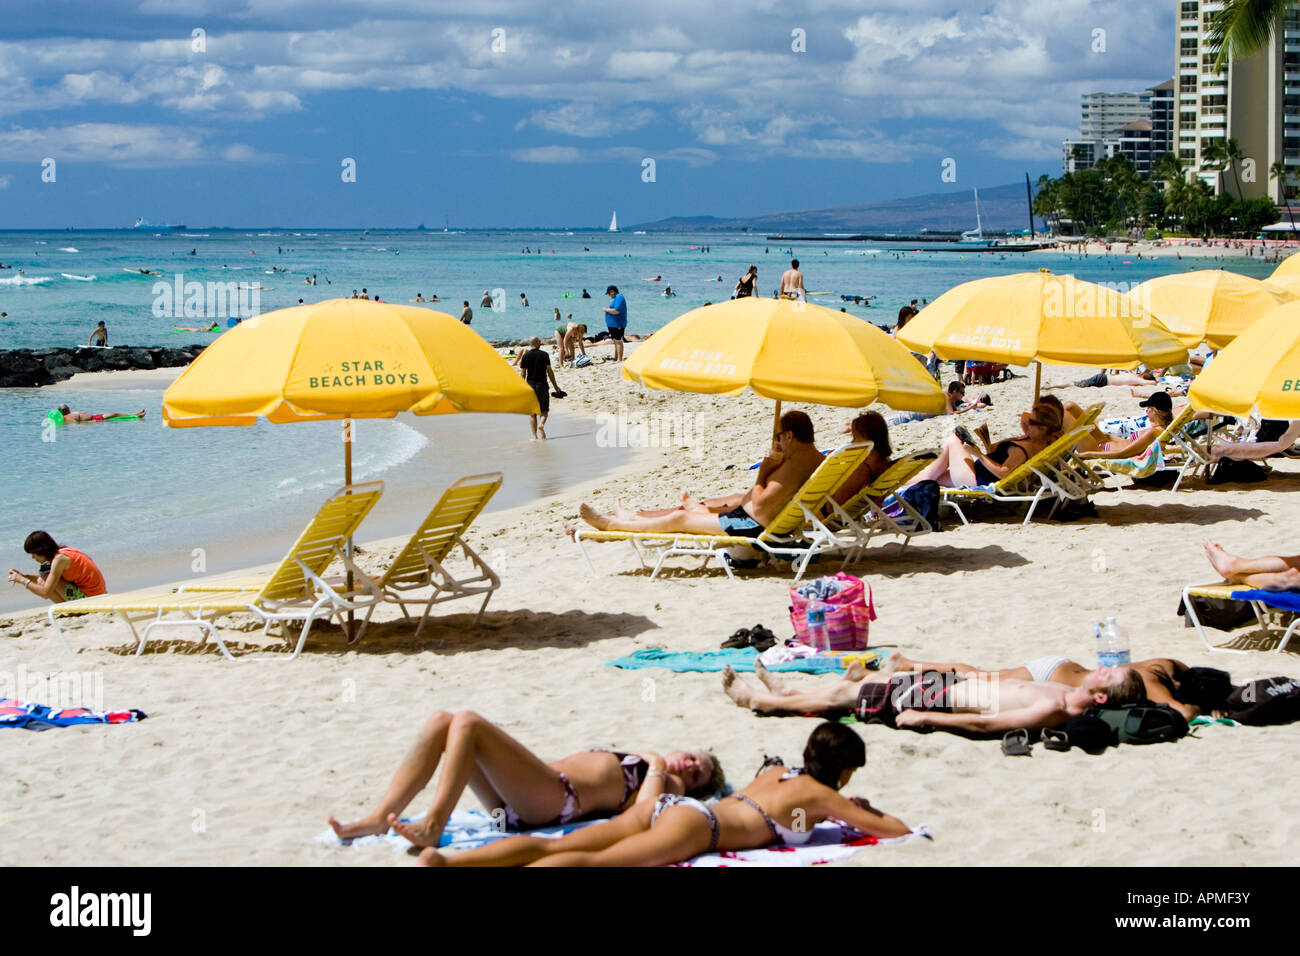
[722,665,754,707]
[578,503,612,530]
[328,813,390,840]
[876,650,903,679]
[562,521,577,541]
[844,660,868,681]
[137,409,147,419]
[389,813,444,849]
[538,424,547,439]
[418,848,447,867]
[1204,541,1237,580]
[754,659,791,695]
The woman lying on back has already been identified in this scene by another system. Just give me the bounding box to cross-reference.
[329,710,721,849]
[421,722,911,867]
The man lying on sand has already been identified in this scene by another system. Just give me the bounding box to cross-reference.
[575,410,823,538]
[723,651,1146,735]
[1204,542,1300,591]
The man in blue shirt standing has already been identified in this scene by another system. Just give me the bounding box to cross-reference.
[603,285,627,362]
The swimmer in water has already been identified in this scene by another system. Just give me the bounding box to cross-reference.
[52,403,147,423]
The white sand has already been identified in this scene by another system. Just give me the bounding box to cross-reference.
[2,358,1297,866]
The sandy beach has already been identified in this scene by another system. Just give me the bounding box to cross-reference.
[1,354,1296,867]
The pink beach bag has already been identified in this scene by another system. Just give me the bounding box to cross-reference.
[789,573,875,651]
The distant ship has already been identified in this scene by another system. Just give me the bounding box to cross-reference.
[132,218,185,231]
[608,211,618,232]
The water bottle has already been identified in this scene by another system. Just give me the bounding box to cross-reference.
[1095,616,1131,668]
[806,601,830,651]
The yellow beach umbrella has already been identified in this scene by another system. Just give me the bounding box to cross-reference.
[1188,301,1300,418]
[623,298,946,428]
[162,298,538,639]
[897,272,1188,396]
[1262,272,1300,298]
[1127,270,1288,349]
[1269,251,1300,279]
[163,298,539,481]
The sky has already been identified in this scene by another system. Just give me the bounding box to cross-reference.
[0,0,1176,228]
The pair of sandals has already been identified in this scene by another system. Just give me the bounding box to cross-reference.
[1001,728,1071,756]
[720,624,778,652]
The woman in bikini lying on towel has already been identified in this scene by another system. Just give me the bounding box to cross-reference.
[329,710,721,848]
[420,722,911,867]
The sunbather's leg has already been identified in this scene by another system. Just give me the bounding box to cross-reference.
[422,801,655,867]
[722,664,866,714]
[329,709,455,839]
[579,502,726,534]
[388,710,573,848]
[906,437,956,487]
[1205,542,1300,590]
[753,659,795,695]
[530,805,714,867]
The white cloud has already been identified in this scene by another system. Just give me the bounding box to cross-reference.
[0,175,10,189]
[0,123,274,167]
[0,1,1175,168]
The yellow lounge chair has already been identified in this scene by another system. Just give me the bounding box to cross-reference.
[1181,582,1300,654]
[824,452,934,564]
[48,483,384,660]
[942,426,1094,526]
[354,473,502,639]
[574,442,873,581]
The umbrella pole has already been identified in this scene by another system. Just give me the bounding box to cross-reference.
[772,400,783,438]
[345,419,356,644]
[1033,361,1041,402]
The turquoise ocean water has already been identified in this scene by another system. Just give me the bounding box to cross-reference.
[0,228,1277,612]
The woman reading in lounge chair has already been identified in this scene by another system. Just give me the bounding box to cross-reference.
[904,402,1063,489]
[329,710,721,848]
[420,722,911,867]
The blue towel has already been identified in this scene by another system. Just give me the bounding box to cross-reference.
[0,698,146,730]
[1230,589,1300,613]
[606,647,847,674]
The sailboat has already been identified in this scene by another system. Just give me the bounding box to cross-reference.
[608,211,618,233]
[959,188,987,244]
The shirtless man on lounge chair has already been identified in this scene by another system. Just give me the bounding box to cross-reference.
[575,411,824,539]
[722,650,1147,734]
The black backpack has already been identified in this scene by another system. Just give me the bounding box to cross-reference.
[1062,703,1189,751]
[1224,677,1300,726]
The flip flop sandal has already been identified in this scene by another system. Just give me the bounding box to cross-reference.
[748,624,778,652]
[1042,728,1071,752]
[1001,729,1032,756]
[720,628,752,649]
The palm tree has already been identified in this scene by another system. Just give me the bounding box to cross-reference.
[1223,138,1246,199]
[1151,152,1185,189]
[1202,139,1245,199]
[1207,0,1291,69]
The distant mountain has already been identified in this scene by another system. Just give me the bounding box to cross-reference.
[631,182,1039,234]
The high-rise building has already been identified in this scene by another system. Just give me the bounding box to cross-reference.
[1063,81,1175,178]
[1174,0,1300,202]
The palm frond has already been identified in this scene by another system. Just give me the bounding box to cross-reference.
[1207,0,1291,69]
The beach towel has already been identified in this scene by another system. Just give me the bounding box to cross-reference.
[672,822,931,867]
[605,647,853,674]
[1230,589,1300,613]
[320,808,930,865]
[0,698,146,730]
[320,808,600,853]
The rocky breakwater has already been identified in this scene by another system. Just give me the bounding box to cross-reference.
[0,345,207,388]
